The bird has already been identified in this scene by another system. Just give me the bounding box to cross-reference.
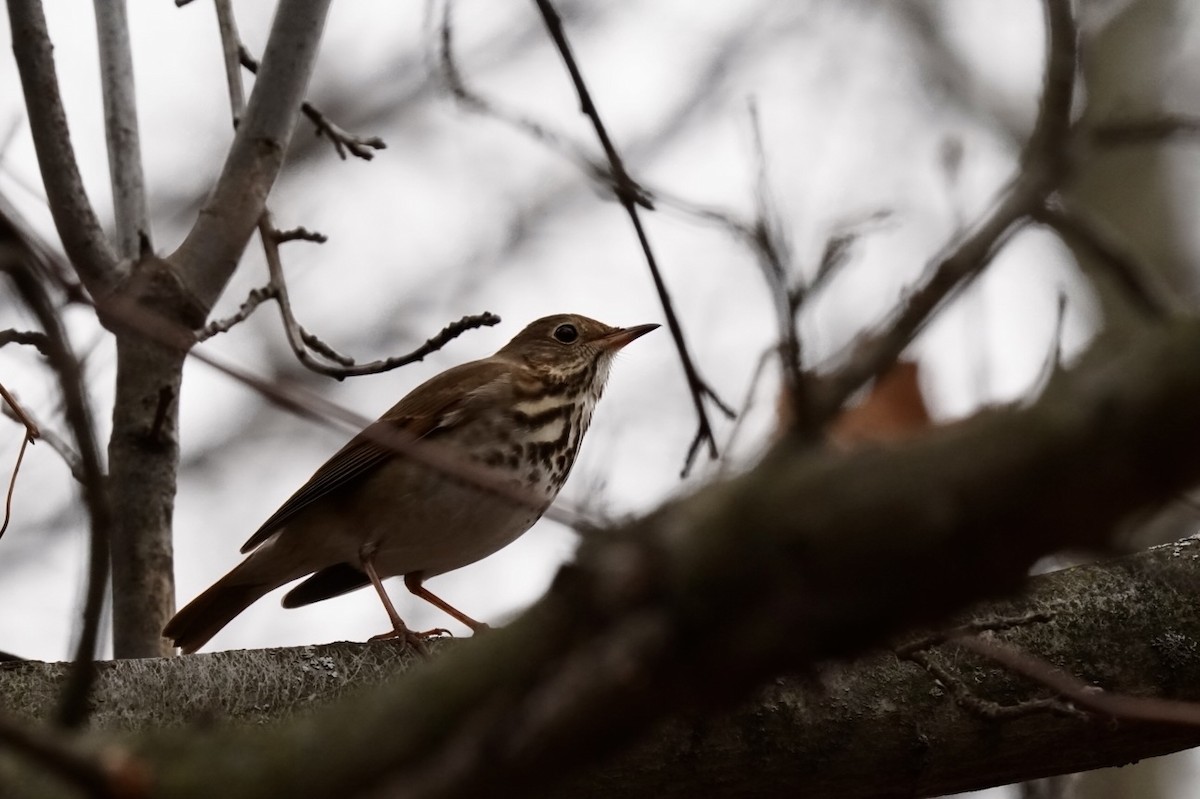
[163,314,657,654]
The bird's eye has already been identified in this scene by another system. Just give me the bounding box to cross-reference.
[553,323,579,344]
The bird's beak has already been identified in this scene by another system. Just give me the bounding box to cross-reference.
[595,323,659,351]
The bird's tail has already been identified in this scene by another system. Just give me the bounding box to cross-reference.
[163,568,274,654]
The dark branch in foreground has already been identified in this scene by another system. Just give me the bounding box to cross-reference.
[6,309,1200,797]
[532,0,733,476]
[5,528,1200,797]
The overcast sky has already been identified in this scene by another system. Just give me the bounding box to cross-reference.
[0,0,1084,720]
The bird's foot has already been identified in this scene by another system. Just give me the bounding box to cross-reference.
[415,627,452,639]
[369,625,451,656]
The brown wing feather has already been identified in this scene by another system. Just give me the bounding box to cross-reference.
[239,358,514,553]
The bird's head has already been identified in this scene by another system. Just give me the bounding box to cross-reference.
[498,314,658,386]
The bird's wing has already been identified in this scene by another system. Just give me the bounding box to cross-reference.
[239,358,514,553]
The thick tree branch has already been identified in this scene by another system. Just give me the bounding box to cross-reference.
[5,506,1200,797]
[170,0,332,311]
[6,0,121,296]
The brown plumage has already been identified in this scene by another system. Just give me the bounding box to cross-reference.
[163,314,656,653]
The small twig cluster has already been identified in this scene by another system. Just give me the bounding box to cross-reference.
[204,5,499,379]
[237,46,386,161]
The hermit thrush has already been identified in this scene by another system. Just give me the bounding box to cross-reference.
[163,314,657,653]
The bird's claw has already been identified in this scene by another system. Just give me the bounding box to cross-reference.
[416,627,452,639]
[369,625,452,656]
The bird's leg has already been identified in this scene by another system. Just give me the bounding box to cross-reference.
[404,572,492,634]
[360,552,447,655]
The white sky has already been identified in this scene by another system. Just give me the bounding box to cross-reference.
[0,8,1143,794]
[0,0,1083,657]
[16,1,1200,795]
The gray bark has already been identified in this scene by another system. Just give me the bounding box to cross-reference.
[93,0,149,260]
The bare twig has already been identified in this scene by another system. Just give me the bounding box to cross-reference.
[0,382,37,539]
[0,328,51,356]
[274,226,327,244]
[745,100,815,441]
[93,0,150,259]
[961,635,1200,727]
[212,0,245,122]
[894,611,1056,656]
[717,345,774,473]
[904,648,1083,721]
[1,402,84,482]
[7,0,122,295]
[171,0,334,310]
[237,45,386,161]
[805,211,893,300]
[211,8,473,375]
[1029,289,1069,397]
[1034,202,1174,319]
[195,284,278,342]
[809,0,1078,424]
[438,3,598,175]
[1090,114,1200,147]
[256,211,502,377]
[531,0,732,477]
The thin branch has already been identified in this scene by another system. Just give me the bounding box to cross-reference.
[0,382,37,539]
[1090,114,1200,147]
[212,0,245,123]
[238,45,386,161]
[274,226,327,244]
[211,6,461,374]
[961,635,1200,727]
[531,0,733,478]
[194,284,278,342]
[903,648,1083,721]
[809,0,1078,423]
[0,383,39,439]
[6,0,122,296]
[0,328,51,356]
[171,0,334,312]
[1,402,84,483]
[1034,201,1174,319]
[258,212,502,377]
[438,3,598,175]
[716,344,773,474]
[745,100,815,441]
[894,610,1056,656]
[1028,289,1069,399]
[93,0,151,259]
